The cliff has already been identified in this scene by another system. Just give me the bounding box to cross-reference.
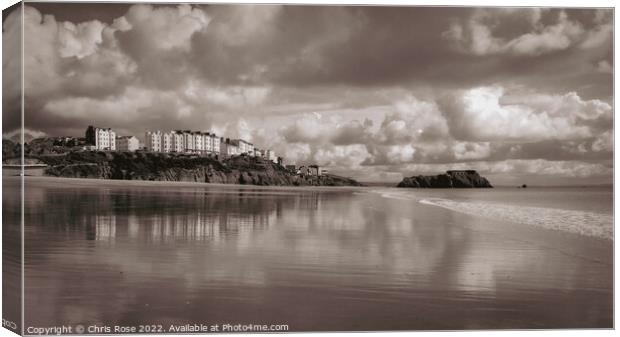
[5,139,362,187]
[397,170,492,188]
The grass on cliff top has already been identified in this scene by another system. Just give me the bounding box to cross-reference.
[32,150,290,174]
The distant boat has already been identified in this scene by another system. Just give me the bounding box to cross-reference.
[521,184,527,188]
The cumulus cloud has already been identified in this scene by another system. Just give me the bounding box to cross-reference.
[208,5,281,47]
[330,119,374,145]
[314,144,370,168]
[2,4,612,184]
[208,83,612,181]
[453,141,491,160]
[2,4,22,131]
[592,131,613,152]
[503,11,583,56]
[357,96,451,166]
[580,10,613,49]
[40,86,205,136]
[596,60,613,74]
[445,8,611,56]
[58,20,106,58]
[120,4,209,52]
[363,144,417,166]
[280,113,330,144]
[113,4,210,90]
[376,96,449,145]
[262,85,612,179]
[280,143,313,165]
[21,6,66,97]
[441,86,609,142]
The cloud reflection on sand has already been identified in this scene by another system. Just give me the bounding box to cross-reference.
[19,177,612,330]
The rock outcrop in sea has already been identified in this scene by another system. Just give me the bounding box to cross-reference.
[397,170,492,188]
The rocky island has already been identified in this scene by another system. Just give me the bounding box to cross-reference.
[2,138,363,187]
[397,170,492,188]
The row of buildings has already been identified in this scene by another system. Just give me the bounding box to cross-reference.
[85,126,140,152]
[85,126,279,163]
[144,130,278,162]
[286,165,325,176]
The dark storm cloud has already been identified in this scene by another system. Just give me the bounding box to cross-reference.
[184,5,611,96]
[29,2,131,24]
[270,6,476,87]
[186,6,488,87]
[15,4,612,93]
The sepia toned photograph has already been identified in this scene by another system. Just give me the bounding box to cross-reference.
[1,0,614,335]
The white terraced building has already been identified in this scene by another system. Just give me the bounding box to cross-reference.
[162,131,184,153]
[146,130,222,155]
[145,130,163,152]
[115,136,139,152]
[162,132,172,152]
[236,139,254,155]
[143,129,274,161]
[209,133,221,153]
[220,138,239,157]
[179,131,194,152]
[194,132,204,153]
[85,125,116,151]
[264,149,277,163]
[220,138,255,157]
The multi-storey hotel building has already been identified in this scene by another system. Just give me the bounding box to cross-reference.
[236,139,254,155]
[146,130,224,155]
[145,130,163,152]
[85,125,116,151]
[116,136,139,152]
[86,126,278,163]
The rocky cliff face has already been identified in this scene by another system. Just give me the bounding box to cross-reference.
[397,170,492,188]
[29,149,362,187]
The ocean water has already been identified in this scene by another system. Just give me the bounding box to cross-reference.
[376,187,613,240]
[5,177,613,331]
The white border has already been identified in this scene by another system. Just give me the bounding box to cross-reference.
[0,1,616,337]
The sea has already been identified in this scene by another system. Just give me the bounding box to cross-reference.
[2,177,613,331]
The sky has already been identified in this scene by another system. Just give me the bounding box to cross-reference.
[2,3,614,185]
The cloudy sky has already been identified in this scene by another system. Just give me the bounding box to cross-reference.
[2,2,613,185]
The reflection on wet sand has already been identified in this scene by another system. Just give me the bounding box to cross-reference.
[3,177,22,333]
[18,177,612,331]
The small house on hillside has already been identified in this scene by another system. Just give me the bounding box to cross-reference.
[308,165,321,176]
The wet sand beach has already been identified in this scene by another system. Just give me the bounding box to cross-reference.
[7,176,612,331]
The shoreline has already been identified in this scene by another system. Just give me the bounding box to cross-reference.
[12,175,371,192]
[8,175,613,191]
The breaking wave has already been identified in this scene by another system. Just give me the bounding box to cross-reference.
[419,198,613,241]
